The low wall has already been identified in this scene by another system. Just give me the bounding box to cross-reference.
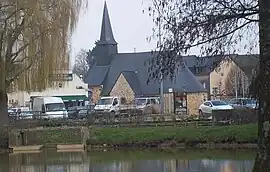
[212,109,257,124]
[9,127,89,147]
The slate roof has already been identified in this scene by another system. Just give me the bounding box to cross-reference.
[87,52,207,96]
[84,66,109,86]
[96,2,117,45]
[182,55,224,75]
[121,71,143,95]
[230,54,259,77]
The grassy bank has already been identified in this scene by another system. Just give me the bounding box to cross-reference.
[87,124,258,147]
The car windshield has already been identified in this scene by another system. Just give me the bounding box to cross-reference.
[245,99,257,104]
[211,100,228,106]
[135,99,147,105]
[46,103,66,112]
[97,98,113,105]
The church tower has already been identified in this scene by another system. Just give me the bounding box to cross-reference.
[93,1,118,66]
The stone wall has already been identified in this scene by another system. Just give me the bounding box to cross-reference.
[187,92,208,116]
[109,74,135,103]
[90,86,102,103]
[9,128,83,146]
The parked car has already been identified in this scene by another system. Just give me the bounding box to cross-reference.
[134,97,160,114]
[199,100,233,119]
[94,96,135,115]
[8,108,33,120]
[67,107,79,119]
[77,109,89,119]
[229,98,258,109]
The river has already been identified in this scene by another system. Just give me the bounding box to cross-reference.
[0,149,255,172]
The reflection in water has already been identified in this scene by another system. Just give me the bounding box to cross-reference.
[2,150,255,172]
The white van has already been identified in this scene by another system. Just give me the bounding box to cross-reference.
[135,97,160,114]
[32,97,68,119]
[94,96,135,114]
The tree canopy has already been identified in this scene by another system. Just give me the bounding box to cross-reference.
[147,0,259,81]
[73,49,94,79]
[0,0,87,93]
[147,0,270,171]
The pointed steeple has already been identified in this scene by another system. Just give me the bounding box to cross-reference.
[97,1,117,45]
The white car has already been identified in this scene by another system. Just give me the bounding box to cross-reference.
[198,100,233,119]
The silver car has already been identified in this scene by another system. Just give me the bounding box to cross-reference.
[229,98,258,109]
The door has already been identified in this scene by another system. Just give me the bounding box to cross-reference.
[202,102,212,114]
[112,98,119,112]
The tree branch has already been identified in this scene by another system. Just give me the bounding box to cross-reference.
[6,50,42,87]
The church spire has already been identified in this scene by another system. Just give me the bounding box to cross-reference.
[97,1,117,45]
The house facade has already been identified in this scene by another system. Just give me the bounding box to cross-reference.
[183,55,223,96]
[210,55,258,98]
[85,2,208,115]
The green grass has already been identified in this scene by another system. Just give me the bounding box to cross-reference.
[88,124,258,145]
[35,128,82,144]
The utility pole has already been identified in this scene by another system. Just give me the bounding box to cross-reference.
[234,72,238,98]
[242,75,245,98]
[159,14,164,114]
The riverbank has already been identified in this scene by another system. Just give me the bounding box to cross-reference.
[87,124,258,149]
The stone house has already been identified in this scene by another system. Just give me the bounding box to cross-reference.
[85,2,208,115]
[182,55,224,96]
[210,54,259,97]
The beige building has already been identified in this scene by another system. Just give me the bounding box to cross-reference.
[7,73,89,108]
[210,55,258,97]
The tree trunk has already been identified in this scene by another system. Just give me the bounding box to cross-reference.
[253,0,270,171]
[0,90,9,151]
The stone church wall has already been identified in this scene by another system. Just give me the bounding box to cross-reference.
[187,92,208,116]
[109,74,135,103]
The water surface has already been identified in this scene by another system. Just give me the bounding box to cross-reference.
[3,149,255,172]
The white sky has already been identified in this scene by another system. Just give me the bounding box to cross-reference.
[71,0,158,66]
[71,0,259,66]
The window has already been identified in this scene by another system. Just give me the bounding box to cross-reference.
[113,98,118,105]
[211,100,227,106]
[135,98,146,105]
[97,98,113,105]
[120,97,127,104]
[52,73,73,81]
[41,104,45,112]
[146,99,150,105]
[150,99,157,104]
[58,83,63,88]
[203,102,210,106]
[45,103,66,112]
[202,82,206,88]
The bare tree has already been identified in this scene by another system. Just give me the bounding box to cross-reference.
[73,49,91,78]
[147,0,270,171]
[0,0,87,150]
[224,64,247,96]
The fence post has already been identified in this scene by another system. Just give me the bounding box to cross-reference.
[211,112,215,126]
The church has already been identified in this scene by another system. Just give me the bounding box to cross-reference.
[85,2,208,115]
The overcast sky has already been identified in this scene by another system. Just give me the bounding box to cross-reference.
[71,0,157,65]
[71,0,259,66]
